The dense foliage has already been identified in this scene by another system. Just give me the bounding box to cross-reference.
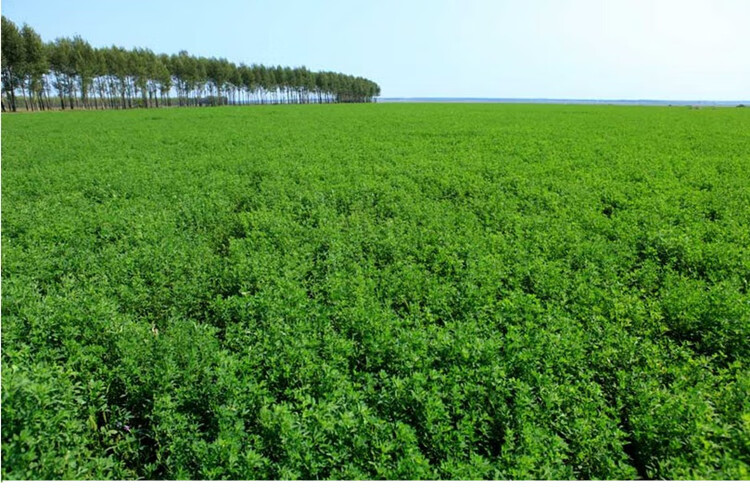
[1,16,380,112]
[2,104,749,479]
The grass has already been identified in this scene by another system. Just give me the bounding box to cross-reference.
[2,103,749,479]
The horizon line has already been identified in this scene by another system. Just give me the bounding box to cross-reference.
[378,97,749,103]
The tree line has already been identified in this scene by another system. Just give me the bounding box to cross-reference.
[1,16,381,112]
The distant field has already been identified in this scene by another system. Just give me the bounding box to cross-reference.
[2,104,749,479]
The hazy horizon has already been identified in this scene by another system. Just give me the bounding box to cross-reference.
[378,97,750,103]
[3,0,749,101]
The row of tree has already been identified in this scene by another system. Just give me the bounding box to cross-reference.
[1,16,381,112]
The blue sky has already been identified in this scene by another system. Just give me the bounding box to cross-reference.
[3,0,749,100]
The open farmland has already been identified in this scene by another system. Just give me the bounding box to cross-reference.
[2,103,749,479]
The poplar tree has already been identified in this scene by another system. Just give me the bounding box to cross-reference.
[1,16,24,111]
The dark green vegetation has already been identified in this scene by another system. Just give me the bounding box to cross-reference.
[2,104,750,479]
[1,16,380,113]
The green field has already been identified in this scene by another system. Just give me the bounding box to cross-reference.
[2,104,749,479]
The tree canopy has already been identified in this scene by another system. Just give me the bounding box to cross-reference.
[1,16,381,111]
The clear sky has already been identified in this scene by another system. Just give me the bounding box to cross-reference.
[2,0,749,100]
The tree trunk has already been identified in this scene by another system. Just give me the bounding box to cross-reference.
[5,88,16,112]
[20,82,29,111]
